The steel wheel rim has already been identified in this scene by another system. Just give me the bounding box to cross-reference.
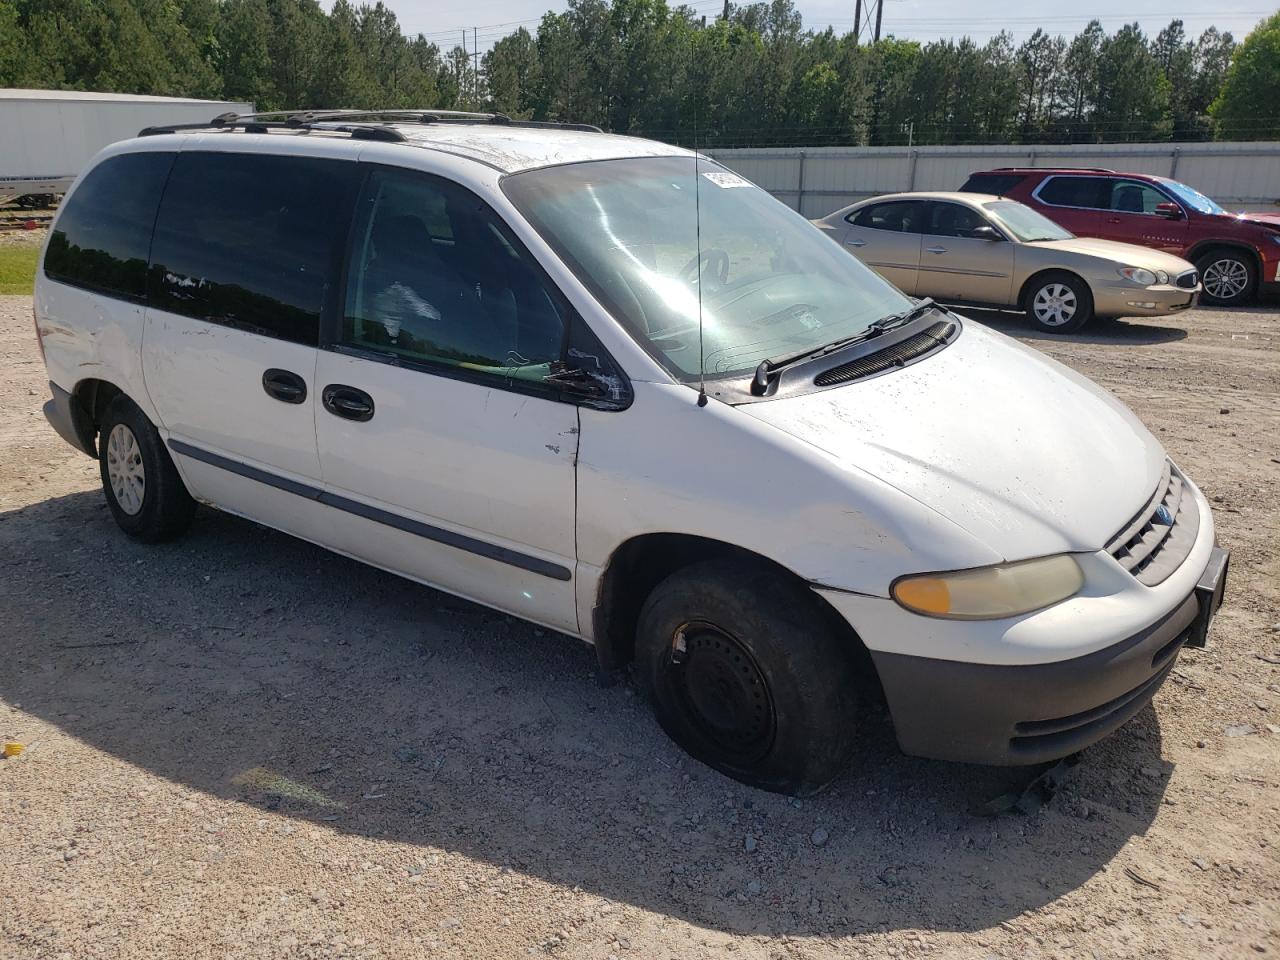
[1202,258,1248,300]
[664,621,776,764]
[106,424,145,515]
[1032,282,1078,326]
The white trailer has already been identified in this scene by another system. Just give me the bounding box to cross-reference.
[0,89,253,203]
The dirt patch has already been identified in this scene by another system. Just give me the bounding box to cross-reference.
[1,296,1276,959]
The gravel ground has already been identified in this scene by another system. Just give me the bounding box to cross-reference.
[0,288,1277,960]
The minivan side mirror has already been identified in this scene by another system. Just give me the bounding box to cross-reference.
[970,225,1004,241]
[1155,201,1182,219]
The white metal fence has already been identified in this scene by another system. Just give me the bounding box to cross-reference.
[706,142,1280,217]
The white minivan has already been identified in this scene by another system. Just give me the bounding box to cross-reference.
[35,111,1228,795]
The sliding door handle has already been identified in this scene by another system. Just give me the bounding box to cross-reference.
[322,384,375,422]
[262,368,307,404]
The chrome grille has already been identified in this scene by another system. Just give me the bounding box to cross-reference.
[1175,269,1198,290]
[1106,460,1200,586]
[813,321,956,387]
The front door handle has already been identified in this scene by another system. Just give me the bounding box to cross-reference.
[845,238,867,247]
[262,368,307,404]
[926,245,947,254]
[322,384,375,422]
[1106,216,1123,223]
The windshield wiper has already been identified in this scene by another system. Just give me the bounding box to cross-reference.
[750,298,938,396]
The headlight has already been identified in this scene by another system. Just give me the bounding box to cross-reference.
[1119,266,1158,286]
[891,555,1084,620]
[1156,270,1169,284]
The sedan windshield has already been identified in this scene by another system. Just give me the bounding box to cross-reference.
[502,156,911,381]
[1160,178,1225,215]
[983,200,1073,242]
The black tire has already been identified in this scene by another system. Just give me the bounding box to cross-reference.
[1024,271,1093,334]
[635,558,860,796]
[98,394,196,542]
[1196,248,1257,306]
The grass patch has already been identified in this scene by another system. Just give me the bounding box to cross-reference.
[0,243,41,295]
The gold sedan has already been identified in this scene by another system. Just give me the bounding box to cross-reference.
[813,192,1201,333]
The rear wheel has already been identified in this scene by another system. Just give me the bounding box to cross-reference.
[1024,272,1093,334]
[98,395,196,542]
[635,558,860,796]
[1196,249,1256,306]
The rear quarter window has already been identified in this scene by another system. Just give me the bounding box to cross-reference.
[958,173,1026,195]
[43,151,175,300]
[848,200,925,232]
[148,152,358,346]
[1036,176,1110,209]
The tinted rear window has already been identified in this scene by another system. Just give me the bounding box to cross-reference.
[1036,176,1110,209]
[958,173,1026,195]
[149,152,357,345]
[849,200,925,232]
[43,151,174,300]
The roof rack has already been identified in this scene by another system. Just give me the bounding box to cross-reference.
[990,166,1115,173]
[138,108,604,139]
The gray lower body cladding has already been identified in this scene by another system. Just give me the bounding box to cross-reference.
[872,586,1204,765]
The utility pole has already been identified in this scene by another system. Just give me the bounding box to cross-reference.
[853,0,883,44]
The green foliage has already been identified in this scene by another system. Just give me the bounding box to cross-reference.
[1211,13,1280,140]
[0,242,40,296]
[0,0,1265,145]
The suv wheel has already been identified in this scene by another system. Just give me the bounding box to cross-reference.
[1196,249,1256,306]
[99,395,196,542]
[1025,272,1092,334]
[635,558,860,796]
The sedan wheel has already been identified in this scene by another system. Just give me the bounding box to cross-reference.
[1033,283,1077,327]
[1025,273,1092,334]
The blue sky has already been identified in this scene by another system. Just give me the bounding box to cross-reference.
[387,0,1271,55]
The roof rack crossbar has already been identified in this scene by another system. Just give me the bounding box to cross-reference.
[138,108,604,139]
[137,118,408,142]
[990,166,1115,173]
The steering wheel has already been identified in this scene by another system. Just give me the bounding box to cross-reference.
[680,249,731,290]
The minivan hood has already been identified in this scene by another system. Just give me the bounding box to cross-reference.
[737,319,1166,560]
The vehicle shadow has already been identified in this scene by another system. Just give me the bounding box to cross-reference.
[956,307,1191,345]
[0,491,1174,937]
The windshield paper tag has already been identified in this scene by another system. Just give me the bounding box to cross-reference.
[702,171,751,189]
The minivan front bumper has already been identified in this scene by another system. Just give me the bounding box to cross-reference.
[865,545,1227,765]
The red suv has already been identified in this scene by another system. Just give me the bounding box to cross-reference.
[960,168,1280,306]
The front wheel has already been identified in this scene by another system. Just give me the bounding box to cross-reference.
[1196,249,1256,306]
[635,558,860,796]
[1025,272,1093,334]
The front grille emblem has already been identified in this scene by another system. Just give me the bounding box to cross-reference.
[1153,504,1175,526]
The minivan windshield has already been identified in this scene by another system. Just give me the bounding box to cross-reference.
[983,200,1073,242]
[503,156,912,381]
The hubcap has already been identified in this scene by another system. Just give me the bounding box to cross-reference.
[1032,282,1078,326]
[1202,258,1248,300]
[106,424,145,515]
[664,621,776,764]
